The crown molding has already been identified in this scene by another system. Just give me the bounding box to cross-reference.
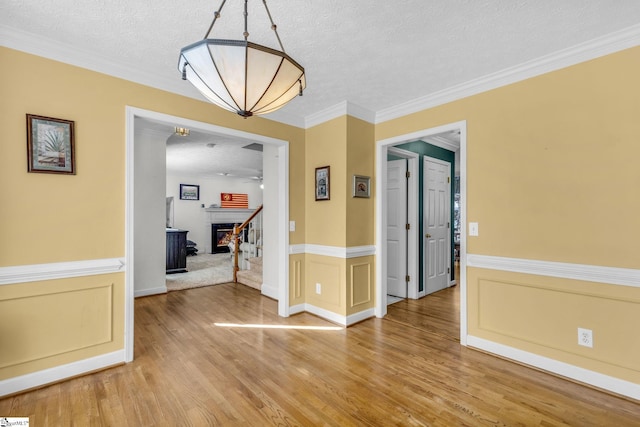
[0,25,191,98]
[376,23,640,124]
[0,24,307,129]
[305,101,376,128]
[3,23,639,130]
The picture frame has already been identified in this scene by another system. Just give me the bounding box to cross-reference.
[180,184,200,200]
[315,166,330,201]
[353,175,370,198]
[26,114,76,174]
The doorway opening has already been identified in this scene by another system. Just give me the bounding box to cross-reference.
[376,120,467,345]
[124,106,291,362]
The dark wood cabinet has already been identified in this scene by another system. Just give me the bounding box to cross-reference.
[166,229,188,273]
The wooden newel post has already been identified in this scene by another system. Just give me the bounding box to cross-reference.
[233,225,240,283]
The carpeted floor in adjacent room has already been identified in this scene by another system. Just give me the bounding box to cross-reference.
[165,253,234,291]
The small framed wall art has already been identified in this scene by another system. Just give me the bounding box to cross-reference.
[315,166,330,201]
[180,184,200,200]
[26,114,76,174]
[353,175,370,198]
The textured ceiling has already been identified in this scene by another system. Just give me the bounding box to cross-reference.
[3,1,640,175]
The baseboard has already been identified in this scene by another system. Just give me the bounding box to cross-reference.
[261,283,278,300]
[288,303,306,315]
[300,304,374,326]
[346,308,376,325]
[0,350,126,397]
[134,286,167,298]
[466,335,640,401]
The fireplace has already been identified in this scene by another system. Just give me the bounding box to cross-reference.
[211,223,236,253]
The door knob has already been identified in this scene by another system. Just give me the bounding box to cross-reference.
[425,233,431,238]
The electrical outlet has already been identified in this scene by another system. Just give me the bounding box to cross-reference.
[578,328,593,348]
[315,283,321,294]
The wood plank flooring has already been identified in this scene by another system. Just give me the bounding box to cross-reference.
[1,282,639,426]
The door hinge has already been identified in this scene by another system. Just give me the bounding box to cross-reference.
[405,275,410,282]
[447,222,450,229]
[447,268,450,274]
[447,176,450,183]
[406,171,411,178]
[405,223,411,230]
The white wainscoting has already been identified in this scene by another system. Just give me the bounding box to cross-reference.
[0,258,125,286]
[466,253,640,401]
[467,254,640,289]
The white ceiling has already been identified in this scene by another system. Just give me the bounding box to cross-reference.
[3,1,640,175]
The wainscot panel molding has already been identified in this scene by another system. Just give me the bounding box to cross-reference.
[0,258,126,286]
[0,283,114,369]
[350,262,372,307]
[0,350,125,398]
[466,254,640,288]
[466,336,640,401]
[292,259,302,299]
[289,244,376,258]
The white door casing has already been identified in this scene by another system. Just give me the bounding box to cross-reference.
[424,157,451,295]
[386,159,408,298]
[125,106,290,362]
[376,120,466,343]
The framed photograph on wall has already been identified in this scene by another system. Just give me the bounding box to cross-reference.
[315,166,330,201]
[26,114,76,174]
[353,175,370,198]
[180,184,200,200]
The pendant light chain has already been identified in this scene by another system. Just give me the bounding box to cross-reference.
[245,0,252,41]
[202,0,286,51]
[179,0,306,117]
[262,0,286,53]
[203,0,226,39]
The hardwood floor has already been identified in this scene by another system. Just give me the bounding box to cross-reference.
[1,282,639,426]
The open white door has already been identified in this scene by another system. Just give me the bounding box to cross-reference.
[424,157,451,295]
[386,159,407,298]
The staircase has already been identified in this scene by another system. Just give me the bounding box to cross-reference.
[236,256,262,290]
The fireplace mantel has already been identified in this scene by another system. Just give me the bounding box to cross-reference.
[205,208,253,224]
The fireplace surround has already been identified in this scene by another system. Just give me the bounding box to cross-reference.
[211,223,236,254]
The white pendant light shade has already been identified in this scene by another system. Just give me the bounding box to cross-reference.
[178,1,305,118]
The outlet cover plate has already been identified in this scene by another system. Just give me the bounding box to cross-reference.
[578,327,593,348]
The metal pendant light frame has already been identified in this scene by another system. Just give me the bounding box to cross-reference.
[178,0,305,117]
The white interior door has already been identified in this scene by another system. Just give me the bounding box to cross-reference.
[386,159,407,298]
[424,157,450,295]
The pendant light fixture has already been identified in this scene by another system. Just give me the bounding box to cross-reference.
[178,0,306,118]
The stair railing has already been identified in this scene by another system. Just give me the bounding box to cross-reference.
[232,205,263,282]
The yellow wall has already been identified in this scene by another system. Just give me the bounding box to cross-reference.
[346,116,375,247]
[377,46,640,384]
[303,116,376,316]
[305,117,347,246]
[0,47,304,382]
